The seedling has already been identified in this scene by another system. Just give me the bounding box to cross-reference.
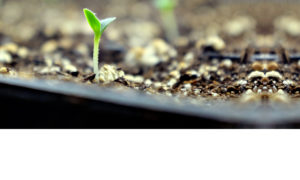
[154,0,179,42]
[83,8,116,80]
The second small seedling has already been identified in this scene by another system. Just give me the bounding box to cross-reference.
[154,0,179,42]
[83,8,116,81]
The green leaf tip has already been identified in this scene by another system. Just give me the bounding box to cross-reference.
[100,17,117,34]
[83,8,116,37]
[83,8,101,35]
[154,0,177,12]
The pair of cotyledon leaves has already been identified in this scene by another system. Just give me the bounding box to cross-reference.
[83,8,116,38]
[83,0,176,35]
[83,0,176,36]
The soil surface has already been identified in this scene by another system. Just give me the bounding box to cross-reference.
[1,0,300,107]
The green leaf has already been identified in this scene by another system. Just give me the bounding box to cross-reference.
[154,0,177,12]
[100,17,117,34]
[83,8,101,36]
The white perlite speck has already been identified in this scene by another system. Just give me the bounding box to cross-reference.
[221,59,232,69]
[283,80,295,86]
[236,79,247,86]
[98,64,124,83]
[124,75,144,83]
[0,50,12,63]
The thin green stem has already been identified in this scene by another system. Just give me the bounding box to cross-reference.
[161,10,179,42]
[93,35,101,81]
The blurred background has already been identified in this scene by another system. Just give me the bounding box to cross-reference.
[1,0,300,49]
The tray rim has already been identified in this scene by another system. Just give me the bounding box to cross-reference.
[0,75,299,127]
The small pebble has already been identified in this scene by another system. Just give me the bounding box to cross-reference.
[204,36,226,51]
[151,39,170,55]
[211,92,219,97]
[167,78,177,87]
[153,82,162,89]
[183,52,194,64]
[65,64,78,76]
[183,83,192,90]
[186,70,199,77]
[40,66,61,74]
[251,61,263,71]
[236,80,247,86]
[220,59,232,69]
[268,89,273,93]
[75,44,89,55]
[267,62,279,71]
[124,75,144,83]
[0,67,9,74]
[245,89,253,95]
[0,50,12,63]
[41,40,58,53]
[224,16,256,36]
[177,61,188,70]
[1,43,18,54]
[275,16,300,36]
[257,89,262,93]
[17,47,29,58]
[266,71,283,80]
[98,64,124,83]
[169,70,180,79]
[62,59,78,76]
[125,39,177,67]
[59,38,73,49]
[247,71,264,80]
[144,79,152,86]
[283,80,295,86]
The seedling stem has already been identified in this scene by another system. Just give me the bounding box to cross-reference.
[93,37,100,76]
[154,0,179,42]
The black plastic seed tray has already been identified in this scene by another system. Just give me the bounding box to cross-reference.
[0,75,300,128]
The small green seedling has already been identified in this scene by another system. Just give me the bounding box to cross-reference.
[154,0,179,42]
[83,8,116,80]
